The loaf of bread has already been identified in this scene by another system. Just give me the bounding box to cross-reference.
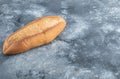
[3,16,66,55]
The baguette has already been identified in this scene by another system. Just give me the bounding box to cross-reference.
[3,16,66,55]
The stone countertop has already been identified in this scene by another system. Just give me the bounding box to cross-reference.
[0,0,120,79]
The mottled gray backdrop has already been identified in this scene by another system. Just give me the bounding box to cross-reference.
[0,0,120,79]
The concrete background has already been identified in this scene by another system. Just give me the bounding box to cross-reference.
[0,0,120,79]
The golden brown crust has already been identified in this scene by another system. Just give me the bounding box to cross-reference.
[3,16,66,55]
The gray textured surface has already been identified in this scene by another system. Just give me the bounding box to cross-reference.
[0,0,120,79]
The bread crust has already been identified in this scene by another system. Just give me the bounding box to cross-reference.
[3,16,66,55]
